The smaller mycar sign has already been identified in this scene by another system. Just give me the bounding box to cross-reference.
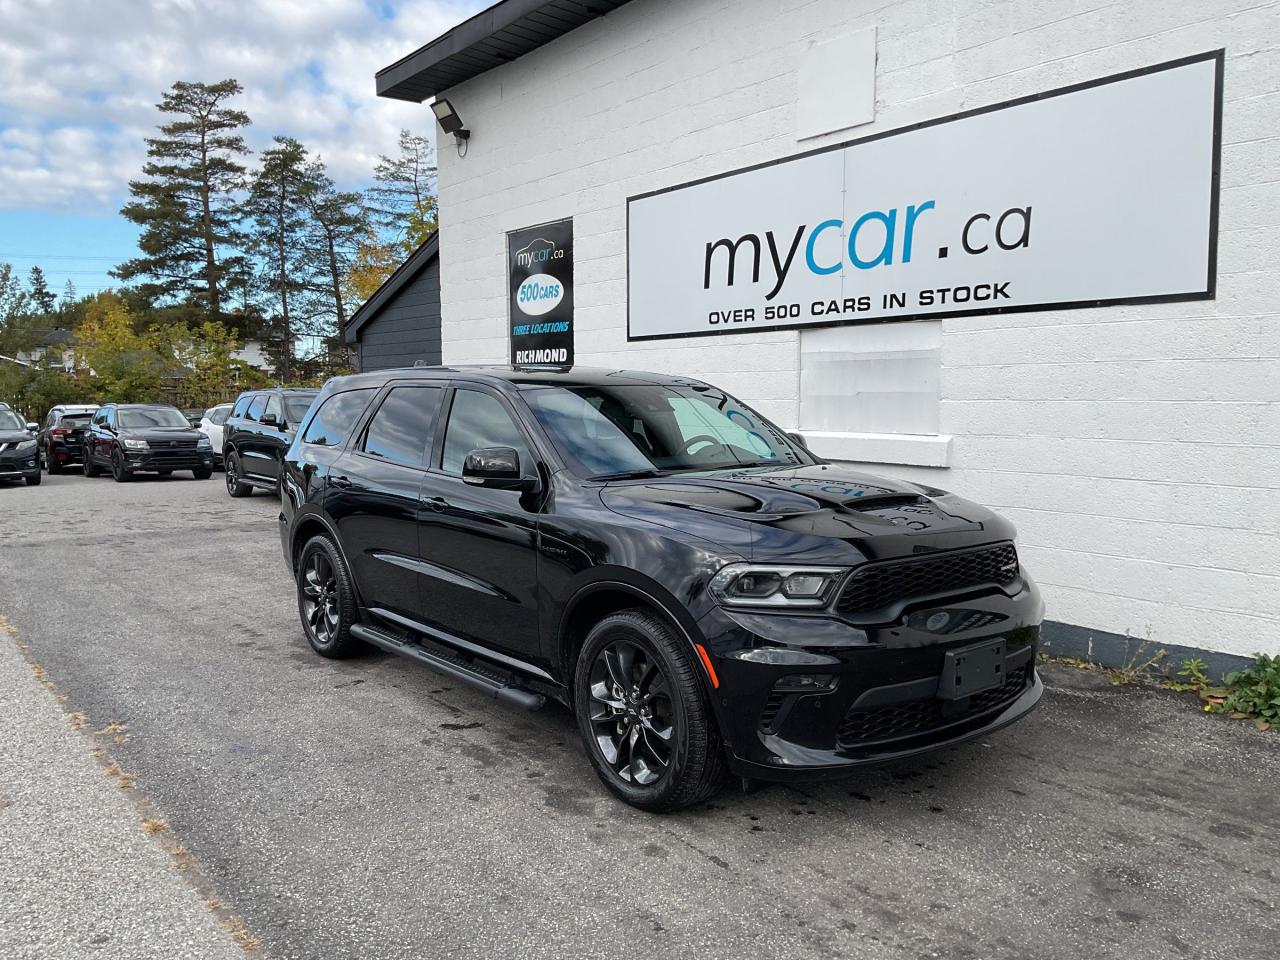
[509,218,574,364]
[627,52,1221,341]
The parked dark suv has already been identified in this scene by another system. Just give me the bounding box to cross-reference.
[279,366,1043,811]
[83,403,214,481]
[0,407,41,486]
[223,388,318,497]
[39,404,99,473]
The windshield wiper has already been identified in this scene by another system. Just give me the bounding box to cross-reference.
[591,468,668,481]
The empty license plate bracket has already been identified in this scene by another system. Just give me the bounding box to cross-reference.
[939,638,1006,700]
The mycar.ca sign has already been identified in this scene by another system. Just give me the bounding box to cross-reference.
[509,219,574,364]
[627,52,1222,341]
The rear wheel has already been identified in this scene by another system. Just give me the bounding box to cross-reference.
[573,609,727,812]
[225,452,252,497]
[297,535,361,658]
[46,450,61,474]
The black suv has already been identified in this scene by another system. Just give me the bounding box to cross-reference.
[83,403,214,481]
[0,407,41,486]
[279,366,1043,811]
[39,405,98,473]
[223,388,318,497]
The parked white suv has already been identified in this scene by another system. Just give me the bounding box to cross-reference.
[200,404,234,469]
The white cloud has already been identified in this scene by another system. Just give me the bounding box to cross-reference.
[0,0,483,212]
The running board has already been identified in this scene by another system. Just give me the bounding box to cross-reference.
[349,622,546,711]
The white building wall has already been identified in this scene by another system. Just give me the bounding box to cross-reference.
[434,0,1280,660]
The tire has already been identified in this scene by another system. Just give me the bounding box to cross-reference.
[224,452,252,497]
[47,451,61,475]
[157,469,172,477]
[192,467,212,480]
[296,535,361,658]
[25,472,41,486]
[111,449,133,483]
[573,609,727,812]
[82,451,100,477]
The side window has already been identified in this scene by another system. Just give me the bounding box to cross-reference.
[92,410,106,427]
[232,395,252,418]
[264,394,283,423]
[441,389,532,474]
[246,394,267,421]
[105,408,116,429]
[361,386,444,467]
[301,388,377,447]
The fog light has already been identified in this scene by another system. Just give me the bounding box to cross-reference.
[773,674,837,693]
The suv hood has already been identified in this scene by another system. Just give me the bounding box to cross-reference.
[0,429,34,444]
[600,463,1016,565]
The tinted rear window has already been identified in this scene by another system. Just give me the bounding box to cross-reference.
[301,389,377,447]
[284,395,316,425]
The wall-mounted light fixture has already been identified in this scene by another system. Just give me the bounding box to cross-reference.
[431,98,470,154]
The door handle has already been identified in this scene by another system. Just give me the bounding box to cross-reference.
[421,496,448,511]
[331,475,353,489]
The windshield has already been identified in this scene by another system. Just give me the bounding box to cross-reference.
[118,407,190,429]
[285,395,316,424]
[58,415,92,427]
[0,410,24,431]
[524,383,812,478]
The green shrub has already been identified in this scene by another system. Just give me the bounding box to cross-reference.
[1207,653,1280,732]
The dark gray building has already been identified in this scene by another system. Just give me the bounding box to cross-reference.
[344,233,441,371]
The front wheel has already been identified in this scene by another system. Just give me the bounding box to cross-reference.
[110,449,133,483]
[25,472,41,486]
[83,451,100,477]
[193,466,212,480]
[573,609,727,812]
[296,535,361,658]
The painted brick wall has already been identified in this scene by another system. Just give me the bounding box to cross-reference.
[433,0,1280,659]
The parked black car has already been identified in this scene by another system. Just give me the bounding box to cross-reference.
[223,388,318,497]
[278,366,1043,811]
[0,407,41,486]
[39,404,99,473]
[83,403,214,482]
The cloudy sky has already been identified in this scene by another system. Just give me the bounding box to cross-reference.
[0,0,486,296]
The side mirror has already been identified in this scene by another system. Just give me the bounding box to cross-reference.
[787,431,810,451]
[26,422,37,433]
[463,446,538,492]
[259,412,280,428]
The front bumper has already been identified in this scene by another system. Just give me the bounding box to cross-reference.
[125,448,213,472]
[0,448,40,480]
[697,576,1045,781]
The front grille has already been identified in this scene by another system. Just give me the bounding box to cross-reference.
[835,543,1019,616]
[837,666,1030,749]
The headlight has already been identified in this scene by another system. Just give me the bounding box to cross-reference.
[709,563,847,608]
[197,436,212,449]
[122,438,149,450]
[15,439,37,452]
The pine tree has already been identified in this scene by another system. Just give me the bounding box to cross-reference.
[27,266,57,315]
[301,158,364,347]
[366,129,438,250]
[246,137,313,381]
[114,80,251,319]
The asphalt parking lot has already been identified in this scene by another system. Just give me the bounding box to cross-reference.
[1,473,1278,960]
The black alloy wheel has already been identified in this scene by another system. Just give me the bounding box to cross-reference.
[574,609,727,812]
[111,449,133,483]
[296,535,360,658]
[225,452,252,497]
[588,639,676,786]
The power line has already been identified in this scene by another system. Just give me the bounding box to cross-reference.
[0,254,125,261]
